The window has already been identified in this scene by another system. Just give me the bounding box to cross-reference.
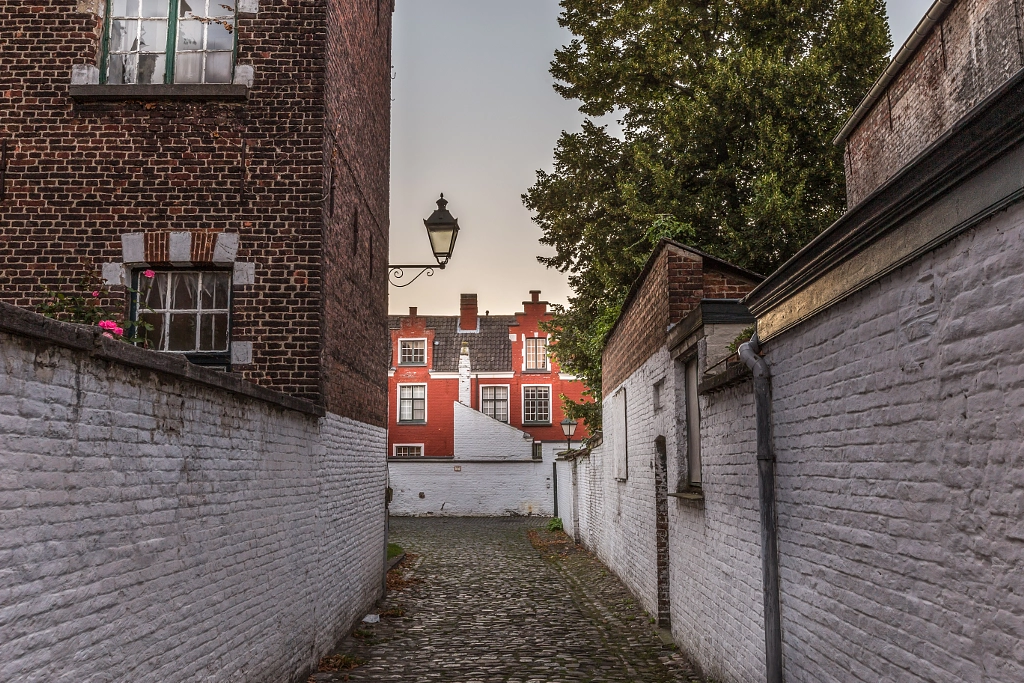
[398,384,426,423]
[653,379,664,412]
[481,385,509,422]
[525,337,548,371]
[523,385,550,424]
[532,442,543,460]
[611,388,628,480]
[398,339,426,365]
[135,270,231,354]
[685,359,702,487]
[394,445,423,458]
[103,0,237,85]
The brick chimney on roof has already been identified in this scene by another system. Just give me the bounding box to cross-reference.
[530,290,540,303]
[459,293,478,331]
[409,306,417,317]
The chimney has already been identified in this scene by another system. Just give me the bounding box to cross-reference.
[459,293,478,331]
[458,341,472,404]
[530,290,540,304]
[408,306,417,317]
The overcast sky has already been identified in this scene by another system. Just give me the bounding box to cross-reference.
[388,0,936,315]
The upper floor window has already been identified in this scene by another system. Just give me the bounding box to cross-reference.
[481,385,509,423]
[525,337,548,371]
[394,445,423,458]
[103,0,237,85]
[523,385,550,424]
[135,270,231,354]
[398,384,426,423]
[398,339,427,365]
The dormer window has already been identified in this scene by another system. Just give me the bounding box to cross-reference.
[103,0,237,85]
[398,339,427,365]
[525,336,548,371]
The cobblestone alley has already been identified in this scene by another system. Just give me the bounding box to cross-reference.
[310,517,704,683]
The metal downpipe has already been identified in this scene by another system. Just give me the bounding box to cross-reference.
[738,334,784,683]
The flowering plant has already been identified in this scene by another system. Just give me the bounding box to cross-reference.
[39,269,155,347]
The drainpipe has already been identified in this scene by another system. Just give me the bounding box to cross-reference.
[738,334,783,683]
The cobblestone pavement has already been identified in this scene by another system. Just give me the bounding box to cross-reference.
[310,517,704,683]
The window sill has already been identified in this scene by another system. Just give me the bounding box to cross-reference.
[523,421,552,426]
[69,84,249,102]
[397,363,428,367]
[522,369,551,374]
[397,421,427,425]
[668,491,704,501]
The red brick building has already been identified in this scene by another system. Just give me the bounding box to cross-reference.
[388,290,591,458]
[0,0,392,426]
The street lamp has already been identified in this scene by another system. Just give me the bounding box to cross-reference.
[561,417,578,452]
[389,194,461,287]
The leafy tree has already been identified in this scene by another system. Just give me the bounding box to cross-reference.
[527,0,891,431]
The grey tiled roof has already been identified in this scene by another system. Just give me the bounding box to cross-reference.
[389,315,517,372]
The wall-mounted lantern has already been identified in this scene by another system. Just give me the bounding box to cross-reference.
[389,194,460,287]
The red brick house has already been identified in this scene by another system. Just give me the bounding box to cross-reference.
[0,0,392,426]
[388,290,591,459]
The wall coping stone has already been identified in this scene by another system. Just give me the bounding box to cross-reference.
[698,362,752,395]
[0,302,325,417]
[387,457,541,464]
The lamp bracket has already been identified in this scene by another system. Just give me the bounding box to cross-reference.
[388,263,445,288]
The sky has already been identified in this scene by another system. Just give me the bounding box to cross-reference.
[388,0,936,316]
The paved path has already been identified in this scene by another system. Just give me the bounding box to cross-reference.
[311,517,704,683]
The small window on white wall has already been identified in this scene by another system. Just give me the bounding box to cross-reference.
[612,388,628,481]
[685,359,702,487]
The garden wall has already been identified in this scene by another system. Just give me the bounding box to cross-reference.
[0,306,386,683]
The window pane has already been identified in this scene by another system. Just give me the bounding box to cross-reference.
[176,19,204,50]
[210,1,235,17]
[137,53,166,84]
[168,313,197,351]
[141,0,169,16]
[109,20,138,52]
[138,20,167,51]
[111,0,140,16]
[199,313,228,351]
[206,21,233,50]
[178,0,198,17]
[174,52,202,83]
[138,312,165,350]
[201,272,230,309]
[170,273,198,309]
[412,385,425,399]
[140,271,167,309]
[204,52,232,83]
[107,53,128,84]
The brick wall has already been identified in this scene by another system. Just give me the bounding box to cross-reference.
[763,199,1024,682]
[844,0,1023,206]
[0,0,393,425]
[0,318,386,682]
[388,460,554,517]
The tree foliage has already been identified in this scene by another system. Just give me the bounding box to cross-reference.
[526,0,891,431]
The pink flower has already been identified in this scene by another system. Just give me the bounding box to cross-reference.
[98,320,118,331]
[102,332,114,339]
[143,269,156,278]
[114,326,124,337]
[92,290,100,298]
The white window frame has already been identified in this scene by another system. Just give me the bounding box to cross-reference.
[479,384,511,423]
[521,384,552,425]
[398,337,428,366]
[685,359,702,487]
[393,444,425,458]
[397,383,427,423]
[612,387,628,481]
[524,334,550,371]
[134,269,232,354]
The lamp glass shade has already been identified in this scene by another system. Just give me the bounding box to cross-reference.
[560,418,578,438]
[427,223,459,261]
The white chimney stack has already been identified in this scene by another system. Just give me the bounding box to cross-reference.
[458,340,472,405]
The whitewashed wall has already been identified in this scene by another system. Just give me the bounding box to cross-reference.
[388,460,553,516]
[453,401,532,460]
[765,200,1024,683]
[0,327,386,683]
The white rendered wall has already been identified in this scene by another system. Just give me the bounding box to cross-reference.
[0,332,386,683]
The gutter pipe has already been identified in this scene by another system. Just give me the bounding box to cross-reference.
[833,0,955,146]
[738,334,784,683]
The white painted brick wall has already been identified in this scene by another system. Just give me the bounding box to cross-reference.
[388,460,553,516]
[0,333,386,683]
[765,201,1024,683]
[453,401,533,460]
[555,458,574,531]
